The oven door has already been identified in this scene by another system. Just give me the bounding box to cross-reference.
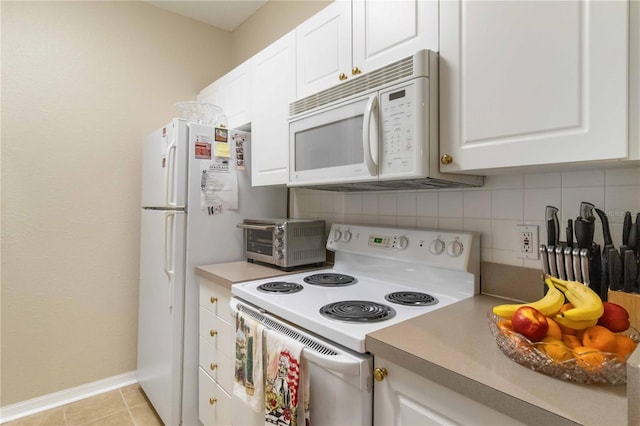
[230,299,373,426]
[237,223,277,265]
[289,93,379,186]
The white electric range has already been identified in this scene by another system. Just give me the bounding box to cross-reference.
[230,223,480,425]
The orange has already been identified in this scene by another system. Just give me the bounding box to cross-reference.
[540,337,573,363]
[582,325,618,353]
[558,323,578,336]
[545,318,563,340]
[561,334,582,349]
[497,320,513,334]
[615,335,638,361]
[573,346,605,371]
[559,302,574,313]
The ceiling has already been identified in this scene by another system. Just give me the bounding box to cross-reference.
[145,1,268,32]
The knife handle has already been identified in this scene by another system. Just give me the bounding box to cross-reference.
[564,247,574,281]
[540,245,550,275]
[555,246,566,280]
[580,248,590,286]
[572,247,582,283]
[548,245,558,278]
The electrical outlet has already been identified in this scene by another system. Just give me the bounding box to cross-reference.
[518,225,539,259]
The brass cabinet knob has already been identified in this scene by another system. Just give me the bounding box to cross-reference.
[210,296,218,304]
[209,330,218,337]
[374,367,388,382]
[210,363,218,371]
[440,154,453,165]
[339,72,348,81]
[209,397,217,405]
[352,66,362,75]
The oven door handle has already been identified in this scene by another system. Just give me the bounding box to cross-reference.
[301,347,363,376]
[236,223,276,231]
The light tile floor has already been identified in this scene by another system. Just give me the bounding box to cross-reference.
[3,384,163,426]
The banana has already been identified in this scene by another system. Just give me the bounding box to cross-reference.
[545,275,603,321]
[492,279,565,319]
[553,314,598,330]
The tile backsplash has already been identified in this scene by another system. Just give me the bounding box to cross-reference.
[290,167,640,268]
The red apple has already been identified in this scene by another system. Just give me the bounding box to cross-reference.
[597,302,630,332]
[511,306,549,342]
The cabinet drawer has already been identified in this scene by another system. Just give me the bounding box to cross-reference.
[199,336,234,393]
[199,307,234,353]
[199,367,231,426]
[199,279,232,321]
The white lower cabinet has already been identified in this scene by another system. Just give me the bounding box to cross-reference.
[373,357,524,426]
[199,367,232,426]
[198,278,235,425]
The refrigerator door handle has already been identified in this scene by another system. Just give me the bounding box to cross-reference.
[164,211,175,310]
[165,139,177,207]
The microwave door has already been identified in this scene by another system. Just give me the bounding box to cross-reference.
[289,94,379,186]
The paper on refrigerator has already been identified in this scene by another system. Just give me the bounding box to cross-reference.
[195,131,238,215]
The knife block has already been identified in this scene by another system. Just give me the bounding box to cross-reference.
[608,290,640,331]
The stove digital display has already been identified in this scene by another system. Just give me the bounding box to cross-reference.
[368,234,392,248]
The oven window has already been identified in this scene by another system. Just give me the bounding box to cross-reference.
[294,115,364,171]
[247,229,273,256]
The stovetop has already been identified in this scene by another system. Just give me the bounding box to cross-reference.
[232,223,480,353]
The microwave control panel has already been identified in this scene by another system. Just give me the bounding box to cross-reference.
[379,78,427,176]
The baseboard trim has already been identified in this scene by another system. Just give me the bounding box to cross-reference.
[0,371,137,424]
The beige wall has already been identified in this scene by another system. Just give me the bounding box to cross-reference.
[231,0,332,66]
[1,1,231,405]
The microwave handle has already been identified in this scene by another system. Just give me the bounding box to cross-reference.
[362,94,379,176]
[236,223,276,231]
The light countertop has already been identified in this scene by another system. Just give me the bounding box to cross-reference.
[197,261,637,425]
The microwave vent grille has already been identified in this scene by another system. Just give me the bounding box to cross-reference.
[302,178,480,192]
[290,55,416,116]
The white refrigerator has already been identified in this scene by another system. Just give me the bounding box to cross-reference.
[137,119,286,426]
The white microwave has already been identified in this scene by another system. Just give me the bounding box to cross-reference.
[288,50,482,191]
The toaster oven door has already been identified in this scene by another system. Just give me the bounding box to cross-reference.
[237,223,277,265]
[289,93,379,186]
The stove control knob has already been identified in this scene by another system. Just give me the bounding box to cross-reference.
[275,249,285,260]
[429,239,445,255]
[274,225,285,236]
[274,238,284,249]
[343,230,352,242]
[333,229,342,241]
[447,240,464,257]
[396,236,409,250]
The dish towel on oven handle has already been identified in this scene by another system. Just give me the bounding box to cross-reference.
[263,328,310,426]
[233,311,264,413]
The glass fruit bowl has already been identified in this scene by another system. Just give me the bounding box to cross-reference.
[174,101,222,125]
[487,311,639,385]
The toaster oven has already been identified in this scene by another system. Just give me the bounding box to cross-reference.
[237,219,326,270]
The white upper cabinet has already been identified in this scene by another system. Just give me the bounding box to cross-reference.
[296,0,437,99]
[439,0,630,173]
[198,60,251,130]
[250,31,296,186]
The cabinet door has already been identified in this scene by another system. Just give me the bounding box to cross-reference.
[250,31,296,186]
[223,61,252,130]
[373,358,523,425]
[352,0,438,73]
[198,62,252,130]
[439,0,629,172]
[296,0,352,98]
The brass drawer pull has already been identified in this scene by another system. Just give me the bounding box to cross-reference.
[210,296,218,304]
[339,72,348,81]
[374,367,388,382]
[210,330,218,337]
[210,363,218,371]
[209,397,217,405]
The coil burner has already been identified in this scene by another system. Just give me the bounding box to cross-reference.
[257,282,304,294]
[303,273,357,287]
[319,300,396,322]
[384,291,438,307]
